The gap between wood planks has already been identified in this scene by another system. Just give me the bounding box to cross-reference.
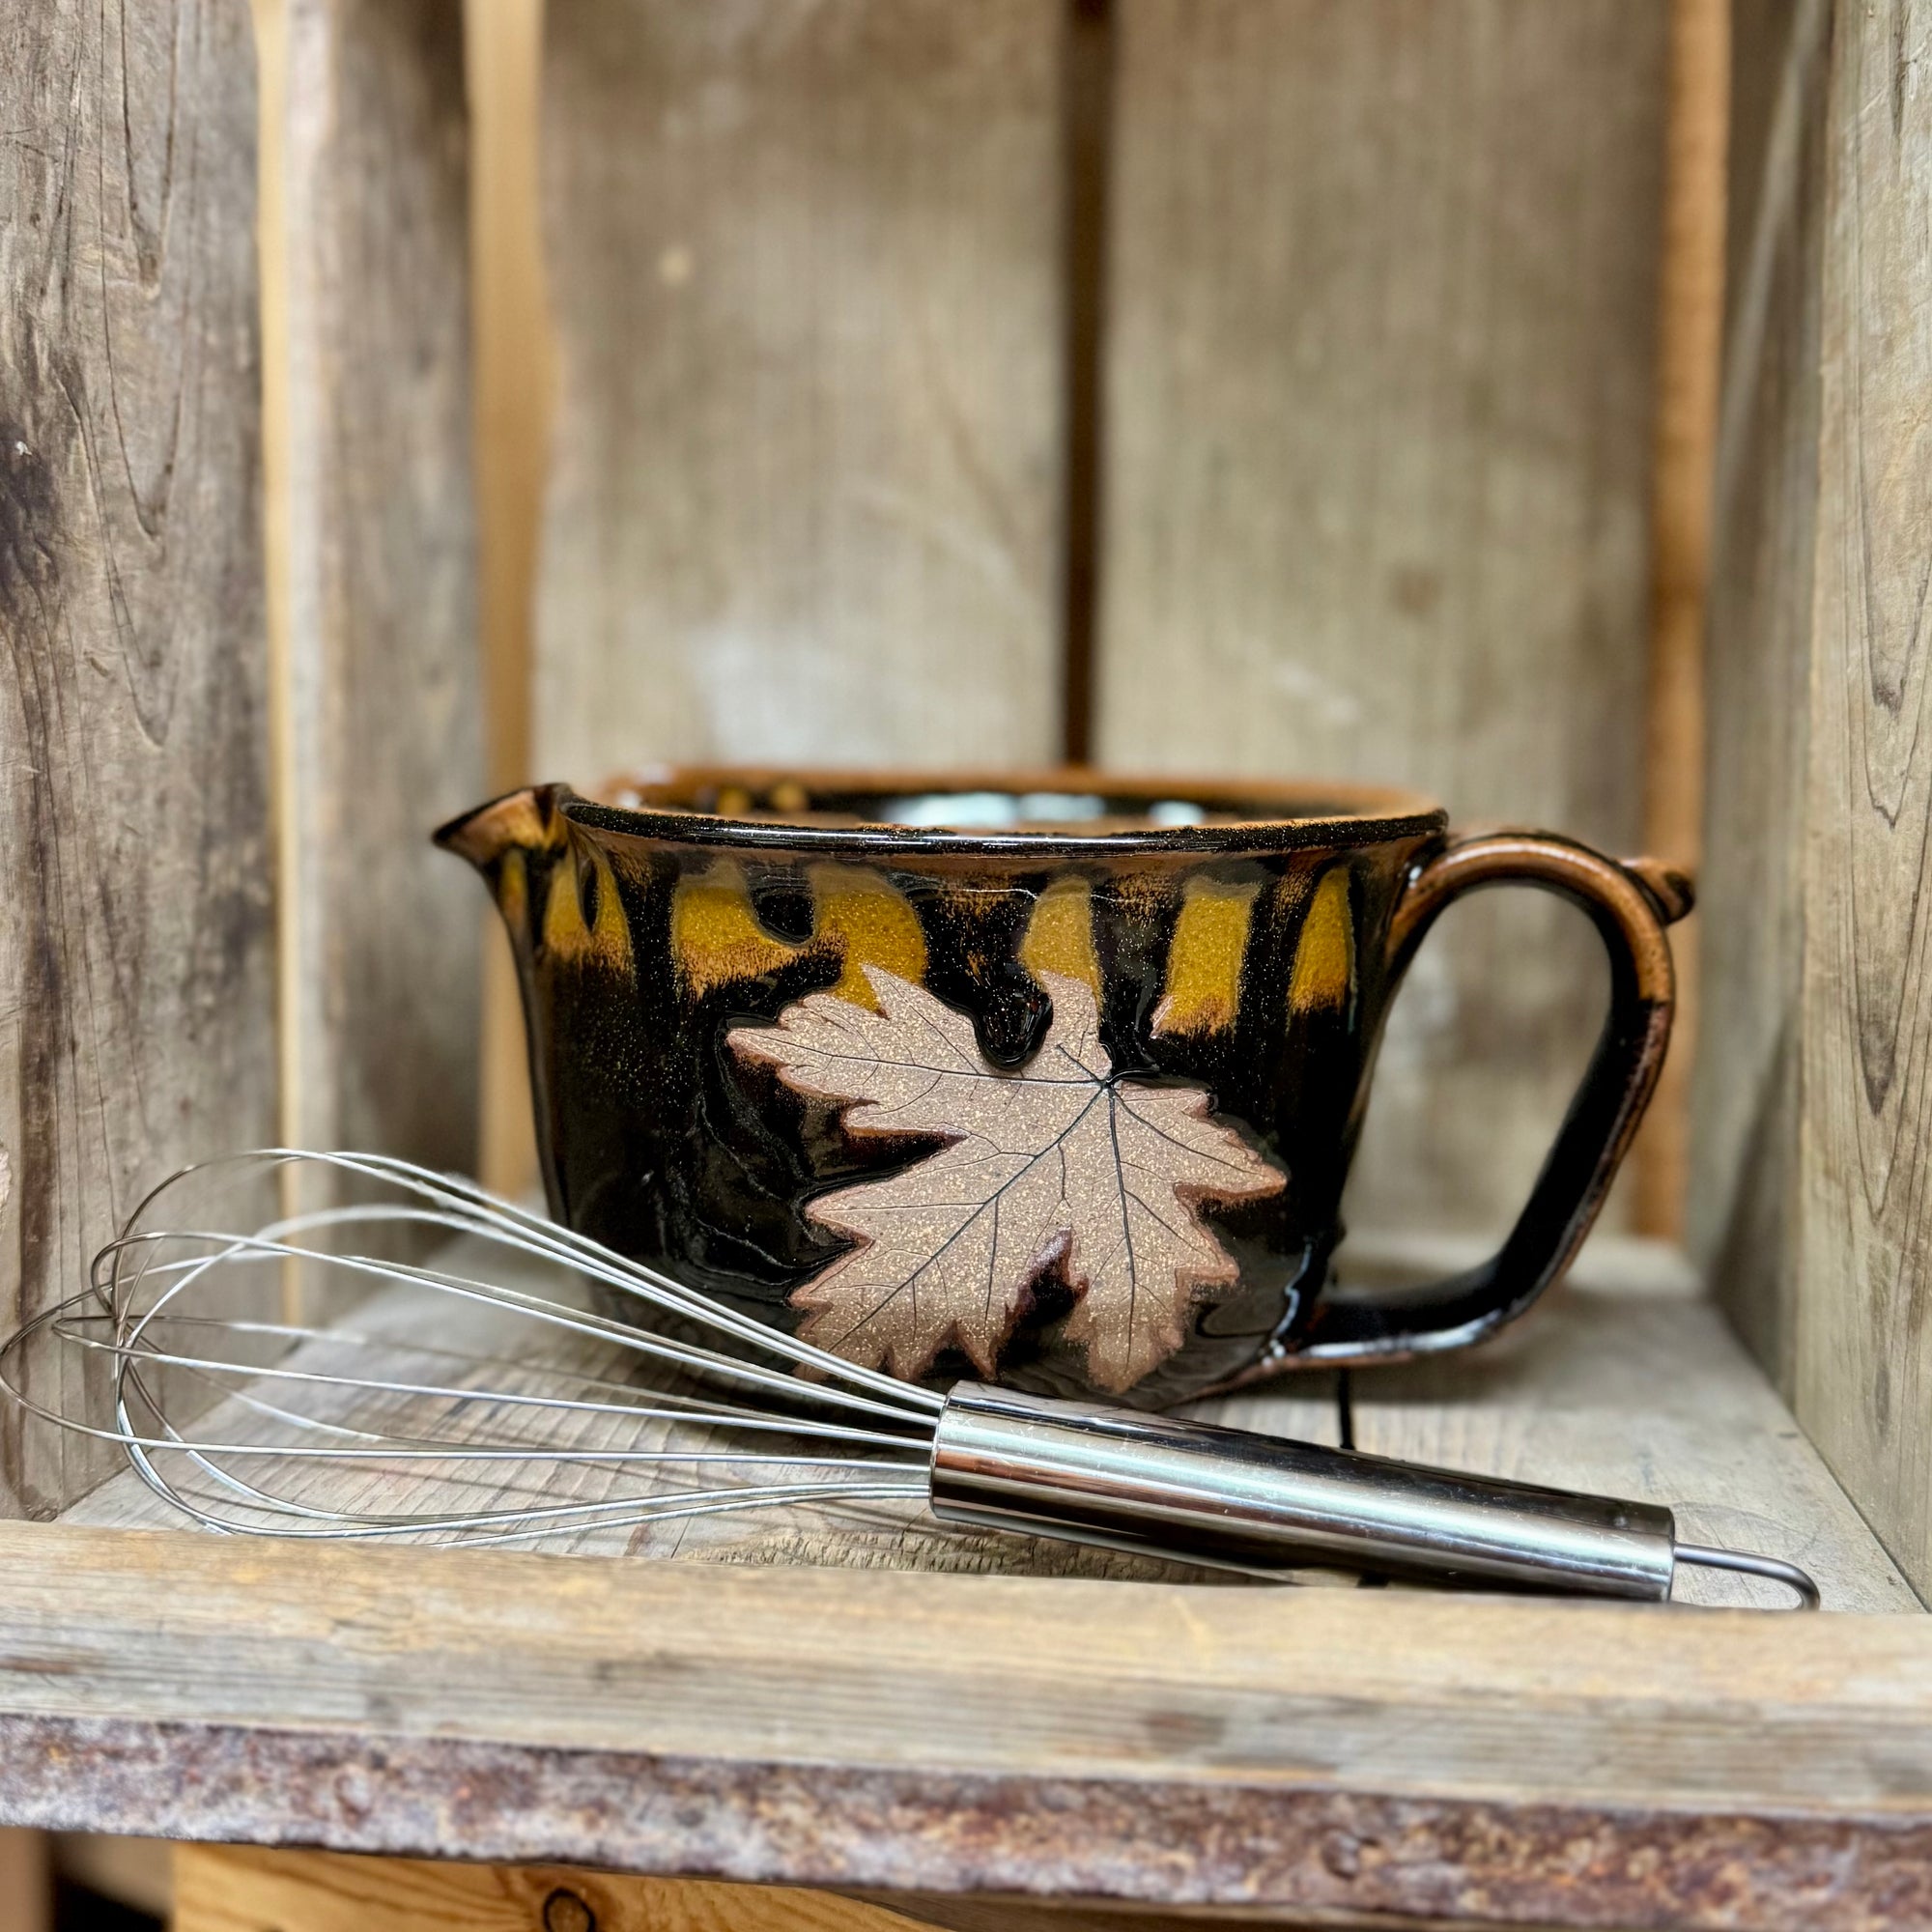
[1057,0,1114,768]
[466,0,549,1202]
[1634,0,1728,1239]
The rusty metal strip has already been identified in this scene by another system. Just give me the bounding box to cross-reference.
[3,1711,1930,1929]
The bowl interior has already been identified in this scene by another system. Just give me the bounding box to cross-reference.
[594,765,1441,839]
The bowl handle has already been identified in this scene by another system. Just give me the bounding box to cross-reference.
[1290,830,1692,1366]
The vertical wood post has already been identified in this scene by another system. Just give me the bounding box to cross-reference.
[1701,0,1932,1597]
[1692,0,1830,1388]
[0,0,277,1511]
[267,0,482,1175]
[1796,0,1932,1591]
[1634,0,1732,1238]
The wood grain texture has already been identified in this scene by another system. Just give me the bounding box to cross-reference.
[0,0,277,1511]
[0,1831,48,1932]
[171,1845,1591,1932]
[273,0,482,1172]
[1690,0,1831,1390]
[467,0,549,1200]
[1347,1238,1916,1611]
[1796,0,1932,1593]
[1633,0,1730,1239]
[1095,1,1670,1243]
[7,1521,1932,1925]
[533,0,1065,782]
[175,1846,935,1932]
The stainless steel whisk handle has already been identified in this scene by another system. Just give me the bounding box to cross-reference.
[929,1383,1820,1608]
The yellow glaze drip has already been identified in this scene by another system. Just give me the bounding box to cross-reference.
[1108,871,1168,922]
[810,864,928,1009]
[1289,866,1354,1013]
[670,858,800,994]
[1151,878,1259,1037]
[542,844,635,974]
[1018,874,1101,996]
[494,846,529,944]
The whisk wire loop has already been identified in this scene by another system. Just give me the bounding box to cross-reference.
[0,1148,1826,1607]
[0,1151,943,1548]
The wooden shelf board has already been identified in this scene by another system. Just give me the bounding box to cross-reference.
[4,1520,1932,1927]
[5,1237,1926,1925]
[1339,1235,1916,1610]
[60,1232,1906,1607]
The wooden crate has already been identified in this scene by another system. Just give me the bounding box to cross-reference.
[2,0,1930,1925]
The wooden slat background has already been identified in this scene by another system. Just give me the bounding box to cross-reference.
[0,0,487,1507]
[534,0,1066,782]
[506,0,1690,1251]
[0,0,277,1514]
[0,0,1738,1521]
[13,0,1932,1914]
[272,0,482,1173]
[1094,0,1670,1237]
[1690,0,1829,1385]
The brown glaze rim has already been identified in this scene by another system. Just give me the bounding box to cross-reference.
[569,764,1447,859]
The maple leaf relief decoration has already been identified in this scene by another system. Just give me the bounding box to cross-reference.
[726,966,1287,1393]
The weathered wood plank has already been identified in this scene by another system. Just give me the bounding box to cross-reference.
[533,0,1065,782]
[271,0,482,1171]
[1690,0,1831,1395]
[170,1844,1584,1932]
[1347,1238,1916,1611]
[4,1522,1932,1926]
[1095,0,1670,1242]
[0,0,277,1511]
[1633,0,1730,1239]
[175,1845,936,1932]
[1795,0,1932,1594]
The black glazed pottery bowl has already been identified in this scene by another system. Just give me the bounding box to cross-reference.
[438,768,1690,1408]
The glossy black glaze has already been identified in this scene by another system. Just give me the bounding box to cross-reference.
[438,773,1684,1406]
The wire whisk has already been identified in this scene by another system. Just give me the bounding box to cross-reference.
[0,1149,1821,1605]
[2,1150,939,1547]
